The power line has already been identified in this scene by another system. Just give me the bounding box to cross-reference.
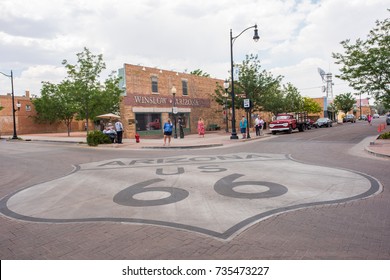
[298,82,347,91]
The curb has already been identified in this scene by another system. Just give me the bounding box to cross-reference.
[24,139,87,144]
[364,147,390,159]
[141,143,224,149]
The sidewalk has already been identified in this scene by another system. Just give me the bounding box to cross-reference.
[3,130,270,150]
[365,138,390,158]
[2,130,390,157]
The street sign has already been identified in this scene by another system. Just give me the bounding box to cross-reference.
[233,67,239,81]
[243,99,251,108]
[172,107,178,114]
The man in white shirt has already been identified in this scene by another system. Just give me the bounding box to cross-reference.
[255,116,261,136]
[115,119,124,144]
[259,117,265,136]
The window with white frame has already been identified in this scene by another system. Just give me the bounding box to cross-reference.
[151,76,158,93]
[182,79,188,95]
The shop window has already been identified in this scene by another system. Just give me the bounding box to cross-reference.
[151,76,158,93]
[135,113,161,131]
[182,79,188,95]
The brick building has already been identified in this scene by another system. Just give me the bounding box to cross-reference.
[310,96,373,122]
[2,63,338,138]
[0,91,86,136]
[354,97,373,118]
[119,64,227,139]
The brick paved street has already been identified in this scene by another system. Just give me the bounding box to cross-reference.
[1,121,389,260]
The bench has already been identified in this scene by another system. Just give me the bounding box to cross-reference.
[207,124,221,131]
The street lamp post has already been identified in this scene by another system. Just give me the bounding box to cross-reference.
[246,104,251,139]
[0,70,18,139]
[171,86,178,139]
[223,79,230,133]
[229,24,259,139]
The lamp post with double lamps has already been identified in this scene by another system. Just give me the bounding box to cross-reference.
[171,86,178,139]
[223,79,230,133]
[0,70,18,139]
[229,24,259,139]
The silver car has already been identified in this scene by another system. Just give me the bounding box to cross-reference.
[314,117,333,128]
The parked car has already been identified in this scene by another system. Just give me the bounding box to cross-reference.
[386,114,390,125]
[359,114,367,120]
[343,114,356,123]
[306,119,314,129]
[373,113,380,119]
[314,117,333,128]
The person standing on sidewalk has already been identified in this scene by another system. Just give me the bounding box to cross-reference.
[239,115,247,139]
[197,117,205,137]
[115,119,124,144]
[255,116,261,136]
[259,116,265,136]
[163,118,173,146]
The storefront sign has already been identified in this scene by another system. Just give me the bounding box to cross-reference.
[124,95,210,108]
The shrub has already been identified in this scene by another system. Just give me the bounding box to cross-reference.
[378,132,390,139]
[87,130,111,146]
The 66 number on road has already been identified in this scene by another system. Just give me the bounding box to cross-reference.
[113,170,288,207]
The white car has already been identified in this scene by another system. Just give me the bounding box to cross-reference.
[373,113,380,118]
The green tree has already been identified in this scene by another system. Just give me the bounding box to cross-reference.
[283,83,303,113]
[302,97,322,114]
[34,82,63,124]
[62,47,122,131]
[332,13,390,107]
[260,83,285,116]
[34,47,122,133]
[232,54,283,112]
[234,54,284,113]
[374,100,389,114]
[190,69,210,77]
[33,80,78,136]
[213,54,293,117]
[333,93,356,114]
[259,83,306,115]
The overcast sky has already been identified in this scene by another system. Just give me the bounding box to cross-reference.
[0,0,388,100]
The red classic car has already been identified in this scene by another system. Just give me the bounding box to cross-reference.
[147,119,161,130]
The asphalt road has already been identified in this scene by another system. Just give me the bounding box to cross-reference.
[0,119,389,259]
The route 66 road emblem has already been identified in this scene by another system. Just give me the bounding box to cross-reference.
[1,153,381,239]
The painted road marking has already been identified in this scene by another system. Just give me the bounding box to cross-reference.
[1,153,381,239]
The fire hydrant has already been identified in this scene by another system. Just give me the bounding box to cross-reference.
[135,133,140,143]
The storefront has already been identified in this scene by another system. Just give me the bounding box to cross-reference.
[119,64,224,139]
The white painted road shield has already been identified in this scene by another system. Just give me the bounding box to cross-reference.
[1,153,381,239]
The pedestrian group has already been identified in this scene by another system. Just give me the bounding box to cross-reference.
[102,118,124,144]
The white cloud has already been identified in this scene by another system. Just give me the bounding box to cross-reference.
[0,0,388,100]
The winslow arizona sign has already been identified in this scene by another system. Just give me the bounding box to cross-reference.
[1,153,381,239]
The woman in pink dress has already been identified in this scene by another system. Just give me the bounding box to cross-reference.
[367,114,372,126]
[197,117,205,137]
